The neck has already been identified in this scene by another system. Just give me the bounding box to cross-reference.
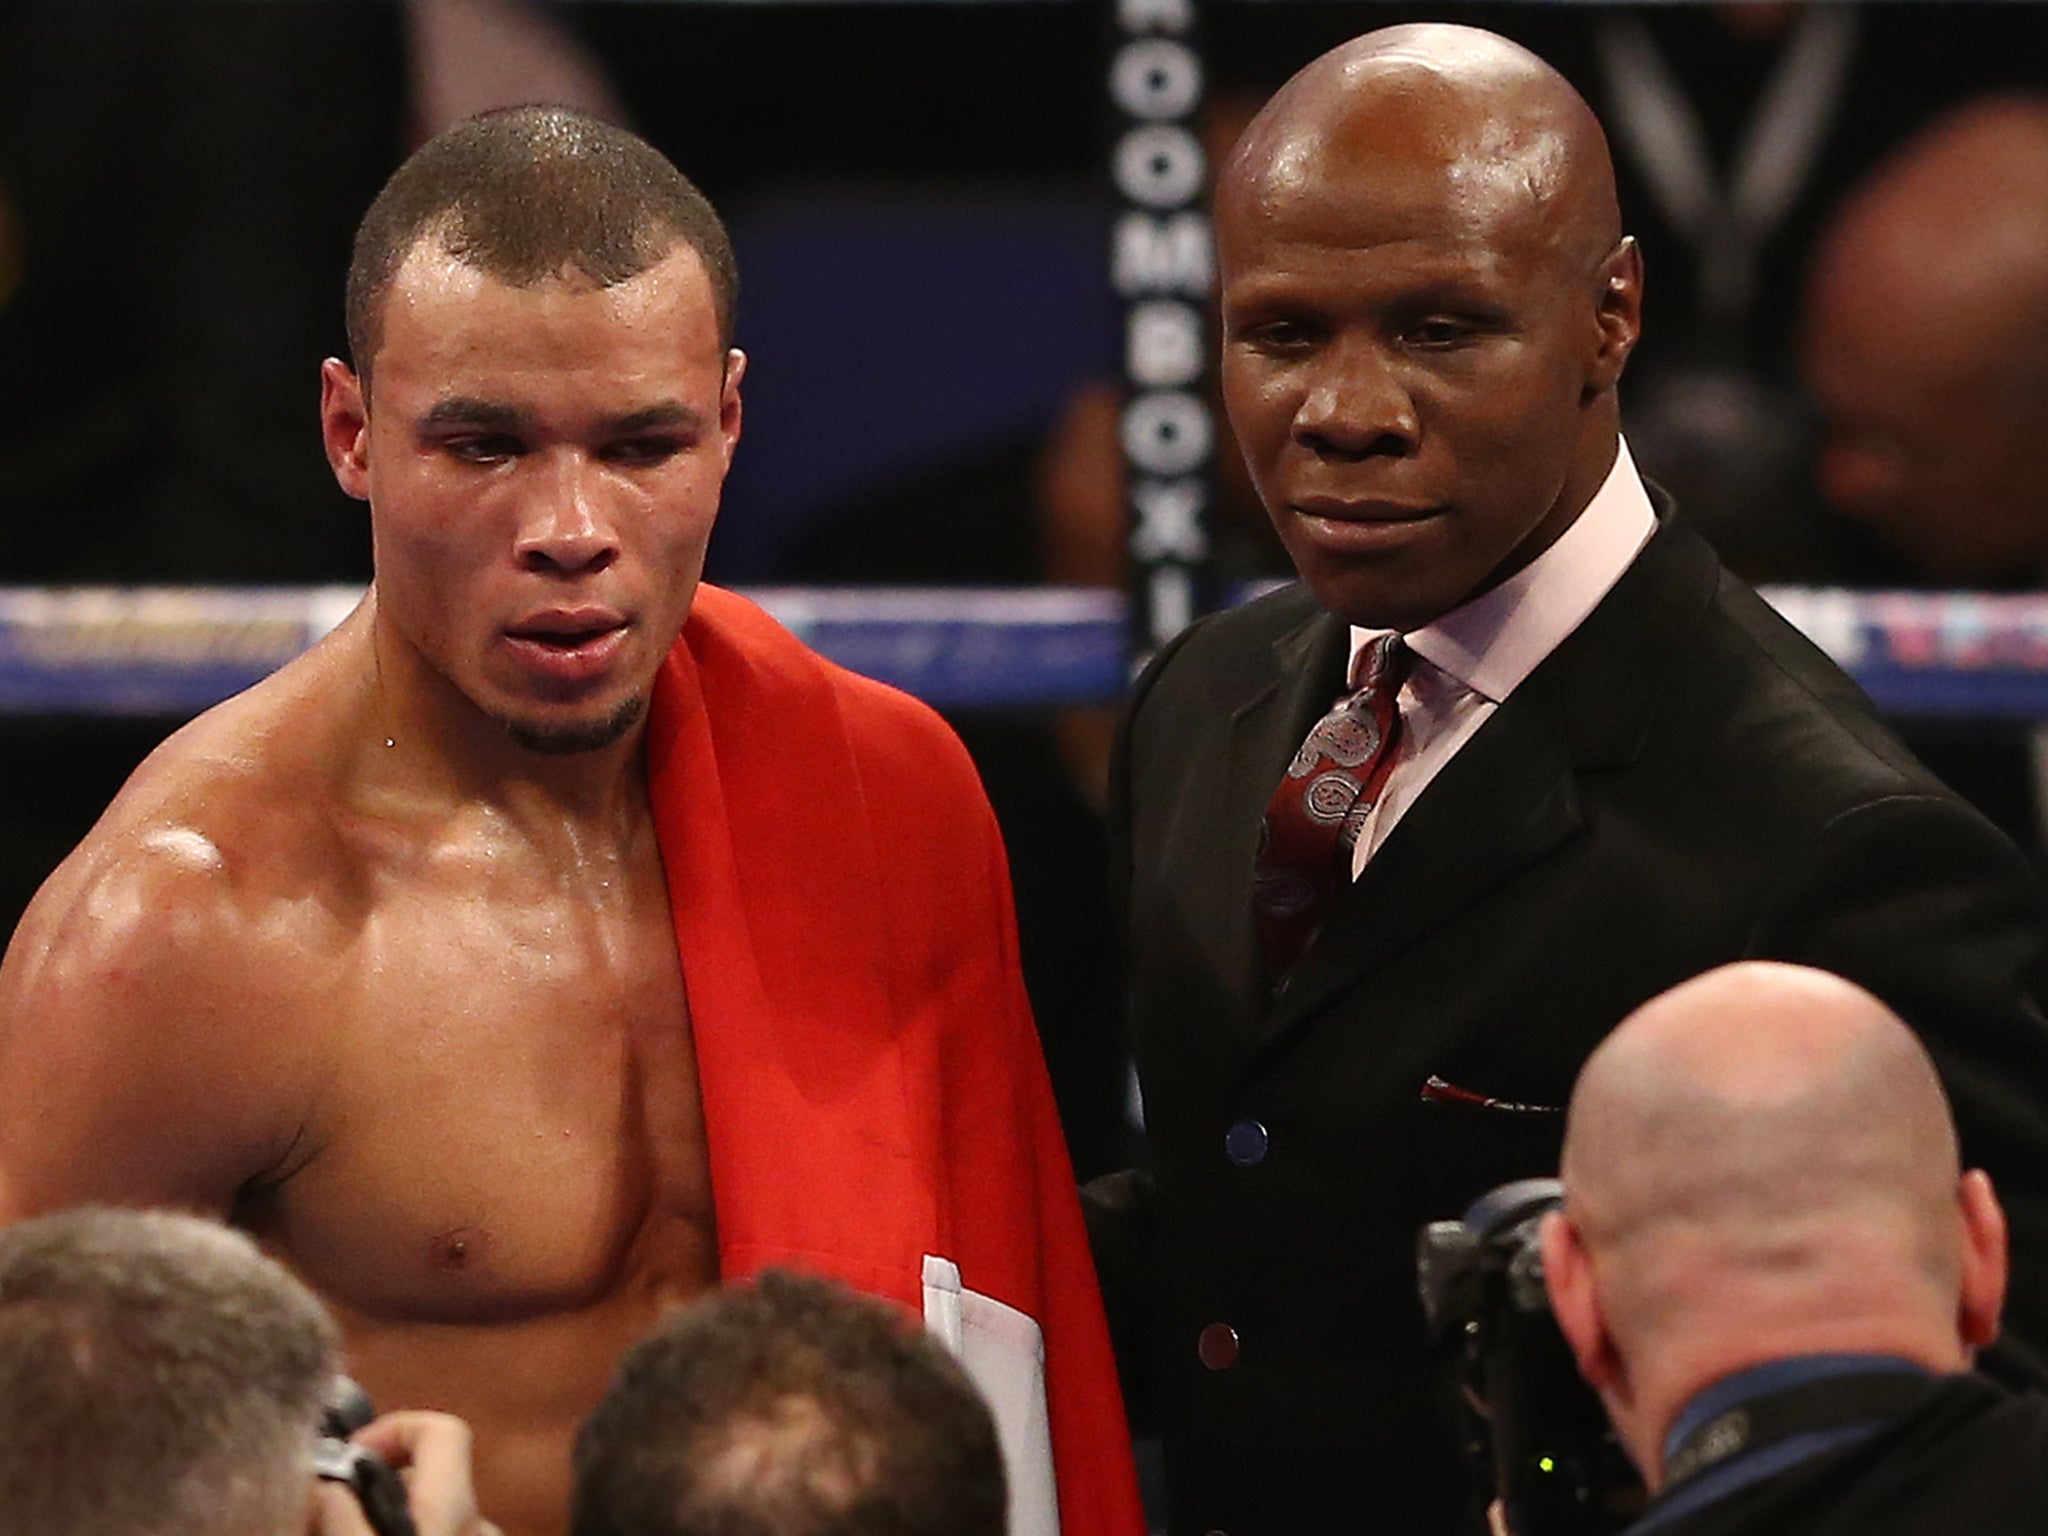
[1571,409,1623,506]
[1532,414,1623,563]
[345,595,653,836]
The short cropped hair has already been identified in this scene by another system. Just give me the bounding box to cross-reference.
[345,105,738,380]
[572,1270,1007,1536]
[0,1207,339,1536]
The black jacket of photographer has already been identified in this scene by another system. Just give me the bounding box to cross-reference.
[1629,1364,2048,1535]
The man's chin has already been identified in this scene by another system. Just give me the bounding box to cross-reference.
[1299,571,1440,634]
[501,695,647,756]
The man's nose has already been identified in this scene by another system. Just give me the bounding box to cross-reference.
[515,457,621,576]
[1293,343,1419,460]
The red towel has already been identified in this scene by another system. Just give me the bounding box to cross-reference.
[645,584,1144,1536]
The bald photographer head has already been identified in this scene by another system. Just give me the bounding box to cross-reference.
[0,1207,492,1536]
[1541,964,2048,1533]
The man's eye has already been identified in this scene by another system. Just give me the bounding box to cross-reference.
[1405,317,1491,350]
[1240,320,1320,354]
[444,434,523,463]
[602,437,686,467]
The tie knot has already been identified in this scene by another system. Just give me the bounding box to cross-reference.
[1353,632,1408,700]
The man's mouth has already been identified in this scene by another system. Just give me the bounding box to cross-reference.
[1286,497,1443,555]
[1288,495,1439,524]
[503,611,630,684]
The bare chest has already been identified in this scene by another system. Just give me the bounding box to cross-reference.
[246,863,715,1321]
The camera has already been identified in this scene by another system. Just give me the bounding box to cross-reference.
[1417,1178,1644,1536]
[312,1377,418,1536]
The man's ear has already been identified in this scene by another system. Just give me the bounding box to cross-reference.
[1957,1168,2009,1352]
[718,348,747,469]
[1541,1209,1621,1394]
[320,357,372,502]
[1586,236,1644,398]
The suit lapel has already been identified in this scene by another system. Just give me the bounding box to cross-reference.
[1261,665,1582,1049]
[1227,607,1352,846]
[1252,511,1723,1058]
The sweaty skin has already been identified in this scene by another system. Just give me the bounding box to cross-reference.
[0,241,744,1536]
[1214,24,1641,633]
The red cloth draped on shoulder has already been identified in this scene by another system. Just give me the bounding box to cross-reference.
[644,584,1144,1536]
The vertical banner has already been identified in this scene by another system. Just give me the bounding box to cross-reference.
[1108,0,1215,668]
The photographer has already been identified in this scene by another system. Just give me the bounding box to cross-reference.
[0,1206,493,1536]
[1538,962,2048,1533]
[572,1269,1007,1536]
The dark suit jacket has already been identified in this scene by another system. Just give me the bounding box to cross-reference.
[1637,1373,2048,1536]
[1090,515,2048,1536]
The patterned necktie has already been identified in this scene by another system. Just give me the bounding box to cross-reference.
[1254,633,1408,974]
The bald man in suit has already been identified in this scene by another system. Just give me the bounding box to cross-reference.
[1086,25,2048,1535]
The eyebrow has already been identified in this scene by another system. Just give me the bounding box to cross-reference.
[415,398,707,435]
[419,398,533,433]
[608,401,708,435]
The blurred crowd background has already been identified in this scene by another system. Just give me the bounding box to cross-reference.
[2,0,2044,1174]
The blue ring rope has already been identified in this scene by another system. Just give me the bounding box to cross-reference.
[2,584,2046,719]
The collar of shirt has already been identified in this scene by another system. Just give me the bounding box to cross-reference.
[1661,1353,1931,1464]
[1336,440,1658,874]
[1345,438,1658,697]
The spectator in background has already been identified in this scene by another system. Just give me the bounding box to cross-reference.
[1526,2,2048,583]
[1801,95,2048,865]
[1543,963,2048,1534]
[572,1270,1006,1536]
[1802,95,2048,593]
[0,1205,492,1536]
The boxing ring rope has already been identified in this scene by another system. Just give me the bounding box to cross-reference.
[6,583,2048,720]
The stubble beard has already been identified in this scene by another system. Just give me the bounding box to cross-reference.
[501,694,647,756]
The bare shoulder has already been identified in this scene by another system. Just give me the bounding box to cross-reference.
[0,647,360,1218]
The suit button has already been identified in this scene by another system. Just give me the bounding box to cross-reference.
[1198,1322,1239,1370]
[1224,1119,1269,1166]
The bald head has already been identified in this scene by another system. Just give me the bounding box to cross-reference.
[1803,95,2048,584]
[1214,24,1641,632]
[1546,964,2007,1485]
[1563,964,1961,1266]
[1224,24,1622,278]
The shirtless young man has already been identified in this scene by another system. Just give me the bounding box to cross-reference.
[0,110,1139,1536]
